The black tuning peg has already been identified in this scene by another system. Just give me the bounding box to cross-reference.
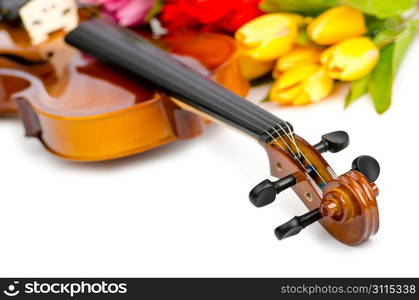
[274,208,323,241]
[249,175,296,207]
[352,155,380,182]
[314,131,350,153]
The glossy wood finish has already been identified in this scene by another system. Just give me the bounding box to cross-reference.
[264,135,379,246]
[66,19,288,142]
[321,170,379,245]
[0,26,248,161]
[0,22,60,61]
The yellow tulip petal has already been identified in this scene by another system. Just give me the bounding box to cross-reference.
[271,63,332,106]
[235,13,298,61]
[238,53,275,80]
[321,37,379,81]
[236,14,296,47]
[279,85,303,102]
[246,36,295,61]
[303,69,334,102]
[279,13,311,29]
[292,91,311,105]
[320,45,334,65]
[272,67,281,79]
[276,45,323,72]
[278,64,320,89]
[270,79,296,104]
[307,5,367,45]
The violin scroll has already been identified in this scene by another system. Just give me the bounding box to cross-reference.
[274,167,380,245]
[252,130,381,246]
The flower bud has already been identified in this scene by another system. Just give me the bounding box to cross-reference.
[307,5,367,45]
[272,45,323,78]
[270,64,334,105]
[238,53,275,80]
[235,13,298,61]
[321,37,379,81]
[279,13,312,29]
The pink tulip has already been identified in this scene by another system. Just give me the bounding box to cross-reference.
[80,0,154,27]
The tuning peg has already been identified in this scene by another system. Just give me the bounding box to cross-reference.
[274,208,323,240]
[249,175,296,207]
[314,131,350,153]
[352,155,380,182]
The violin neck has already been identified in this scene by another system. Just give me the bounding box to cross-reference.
[65,19,292,143]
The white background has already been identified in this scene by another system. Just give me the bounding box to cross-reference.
[0,38,418,278]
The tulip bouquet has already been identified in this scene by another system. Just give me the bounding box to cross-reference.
[80,0,418,113]
[236,2,419,113]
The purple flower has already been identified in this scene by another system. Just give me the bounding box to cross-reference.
[80,0,155,26]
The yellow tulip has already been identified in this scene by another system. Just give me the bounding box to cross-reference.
[321,37,379,81]
[235,13,298,61]
[279,13,312,29]
[272,45,323,78]
[270,64,334,105]
[307,5,367,45]
[238,53,275,80]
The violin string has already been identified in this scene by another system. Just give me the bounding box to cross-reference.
[263,129,311,179]
[220,94,302,160]
[154,48,328,185]
[246,103,327,185]
[229,97,326,184]
[272,122,327,185]
[264,129,299,160]
[231,96,312,167]
[195,86,306,164]
[283,122,327,184]
[232,97,327,184]
[284,122,302,158]
[268,125,300,160]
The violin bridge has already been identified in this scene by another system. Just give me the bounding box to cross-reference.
[19,0,78,45]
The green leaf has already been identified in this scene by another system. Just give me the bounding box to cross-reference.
[344,0,417,19]
[260,0,417,18]
[259,0,338,15]
[365,16,388,36]
[345,74,370,108]
[369,44,395,114]
[261,95,271,103]
[393,21,416,72]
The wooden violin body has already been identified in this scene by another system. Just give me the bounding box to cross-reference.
[0,24,248,161]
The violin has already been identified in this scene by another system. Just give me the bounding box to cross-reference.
[0,23,248,160]
[65,19,381,246]
[0,3,381,245]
